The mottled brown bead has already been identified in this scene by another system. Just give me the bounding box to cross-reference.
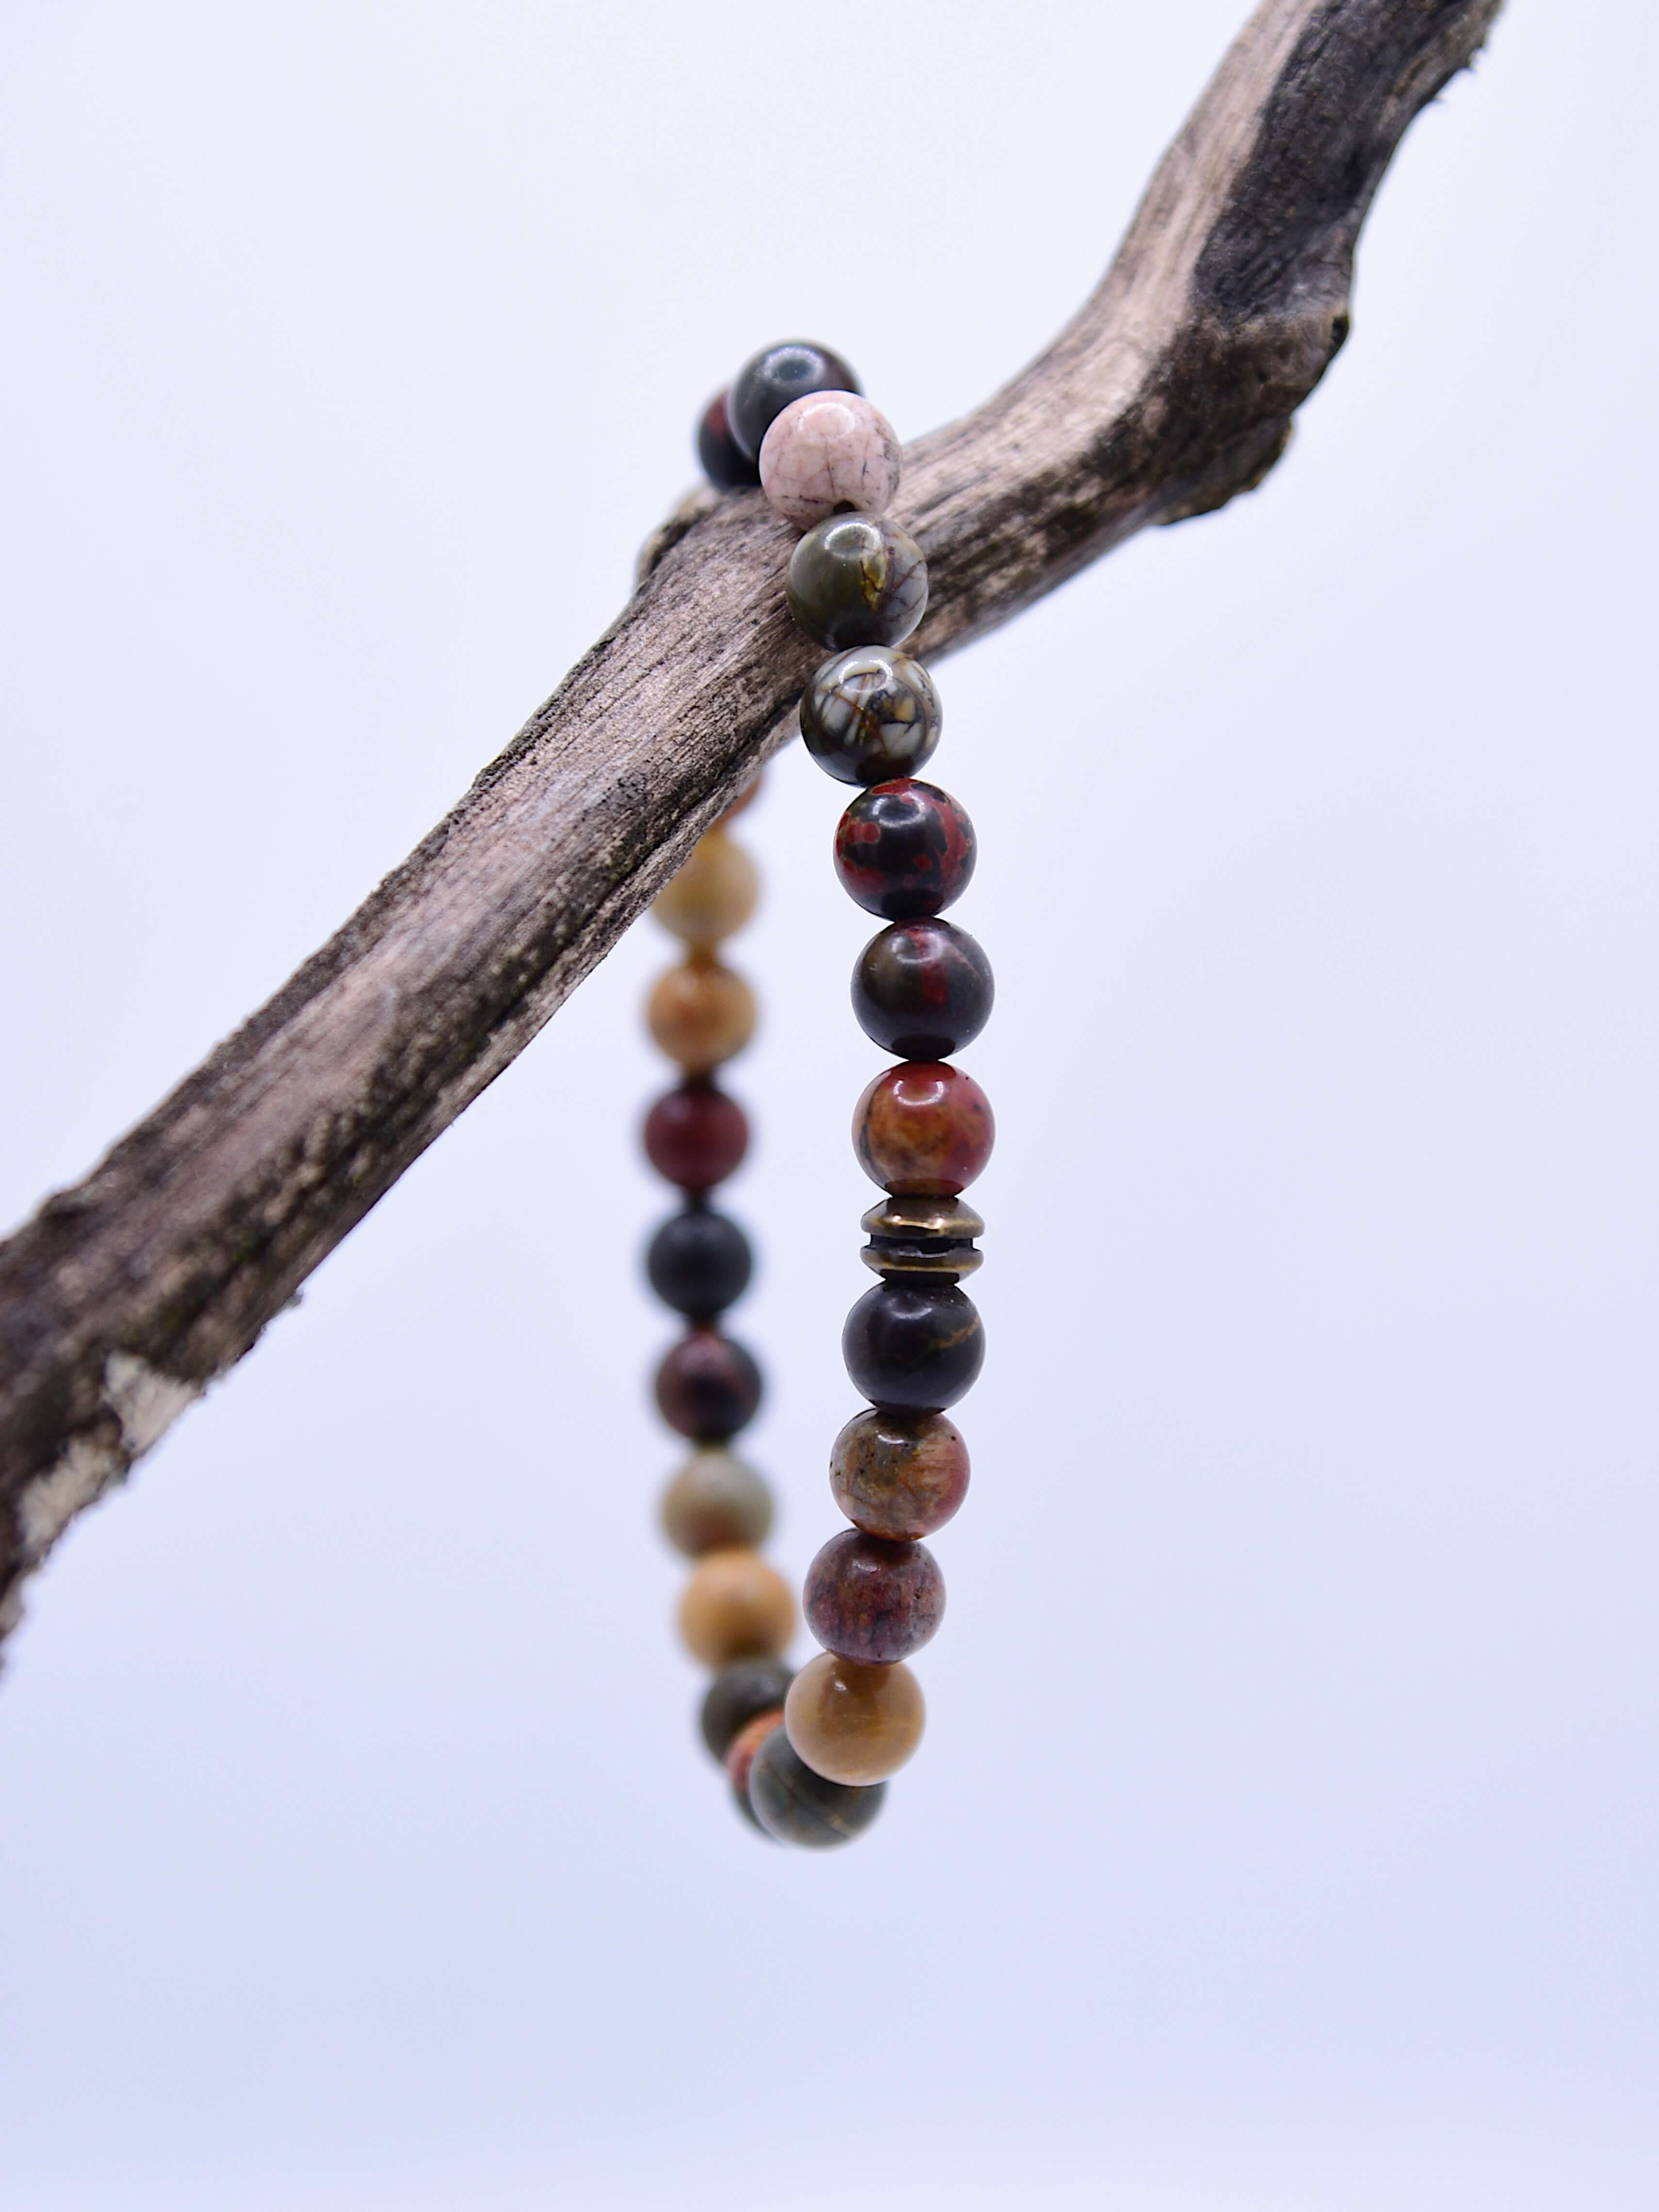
[784,1652,925,1786]
[659,1447,773,1557]
[724,1707,785,1797]
[803,1529,944,1664]
[854,1062,994,1195]
[678,1546,795,1666]
[747,1726,886,1848]
[643,1081,748,1194]
[829,1409,970,1540]
[648,958,755,1074]
[653,1327,762,1441]
[652,829,758,951]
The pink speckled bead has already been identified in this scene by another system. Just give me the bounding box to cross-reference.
[759,392,901,531]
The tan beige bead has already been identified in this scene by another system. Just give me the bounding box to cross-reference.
[783,1651,925,1786]
[652,829,758,951]
[678,1546,795,1666]
[648,958,755,1074]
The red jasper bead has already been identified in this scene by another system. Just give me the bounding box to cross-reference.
[804,1529,945,1664]
[834,780,976,920]
[854,1062,994,1195]
[643,1081,749,1194]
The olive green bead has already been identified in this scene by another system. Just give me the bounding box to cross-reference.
[785,516,928,652]
[659,1448,774,1557]
[746,1726,887,1848]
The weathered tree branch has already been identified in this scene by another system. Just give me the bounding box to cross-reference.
[0,0,1503,1649]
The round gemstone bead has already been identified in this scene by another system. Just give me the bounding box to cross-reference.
[843,1278,985,1411]
[678,1546,795,1666]
[829,1408,970,1540]
[854,1062,994,1195]
[727,339,861,461]
[746,1725,886,1848]
[851,920,993,1058]
[803,1529,945,1664]
[648,958,756,1074]
[660,1446,773,1558]
[643,1081,748,1194]
[696,388,762,490]
[801,648,941,786]
[834,780,976,920]
[652,830,758,950]
[759,392,901,530]
[724,1707,786,1798]
[700,1656,796,1760]
[784,1652,925,1786]
[654,1327,763,1440]
[646,1206,753,1319]
[786,517,927,651]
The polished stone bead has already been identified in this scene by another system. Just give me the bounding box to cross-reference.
[652,829,758,950]
[829,1408,971,1540]
[803,1529,944,1664]
[860,1194,983,1279]
[760,391,901,529]
[747,1725,886,1848]
[696,388,762,490]
[784,1652,925,1785]
[679,1546,795,1666]
[648,957,755,1074]
[800,647,941,786]
[786,516,927,652]
[642,1081,748,1193]
[654,1327,762,1440]
[728,339,861,461]
[843,1278,984,1411]
[724,1707,786,1797]
[700,1656,796,1760]
[851,920,993,1058]
[660,1446,773,1558]
[834,780,976,921]
[854,1062,994,1195]
[646,1206,752,1319]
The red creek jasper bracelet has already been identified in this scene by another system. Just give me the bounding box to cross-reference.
[644,340,992,1849]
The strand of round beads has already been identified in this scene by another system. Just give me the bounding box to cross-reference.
[692,340,992,1848]
[642,783,799,1830]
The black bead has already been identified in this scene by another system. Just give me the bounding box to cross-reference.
[834,780,976,920]
[746,1726,887,1848]
[646,1206,753,1319]
[695,389,762,491]
[727,339,861,461]
[700,1658,796,1761]
[843,1278,985,1412]
[851,919,994,1058]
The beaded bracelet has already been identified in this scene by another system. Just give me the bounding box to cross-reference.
[644,339,991,1849]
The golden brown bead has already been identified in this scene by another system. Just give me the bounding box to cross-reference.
[648,958,756,1074]
[659,1447,773,1557]
[784,1652,925,1786]
[652,829,758,951]
[678,1546,795,1666]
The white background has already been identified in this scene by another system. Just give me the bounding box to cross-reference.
[1,3,1656,2206]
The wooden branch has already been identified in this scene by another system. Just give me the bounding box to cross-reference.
[0,0,1504,1649]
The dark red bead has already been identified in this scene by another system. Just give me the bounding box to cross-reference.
[804,1529,945,1664]
[851,920,994,1059]
[854,1062,994,1195]
[696,389,762,490]
[654,1328,763,1441]
[643,1081,749,1194]
[834,781,976,920]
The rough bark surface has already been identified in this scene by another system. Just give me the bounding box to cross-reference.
[0,0,1504,1651]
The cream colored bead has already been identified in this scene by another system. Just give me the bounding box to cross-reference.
[659,1448,773,1558]
[678,1547,795,1667]
[647,957,755,1073]
[652,829,758,950]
